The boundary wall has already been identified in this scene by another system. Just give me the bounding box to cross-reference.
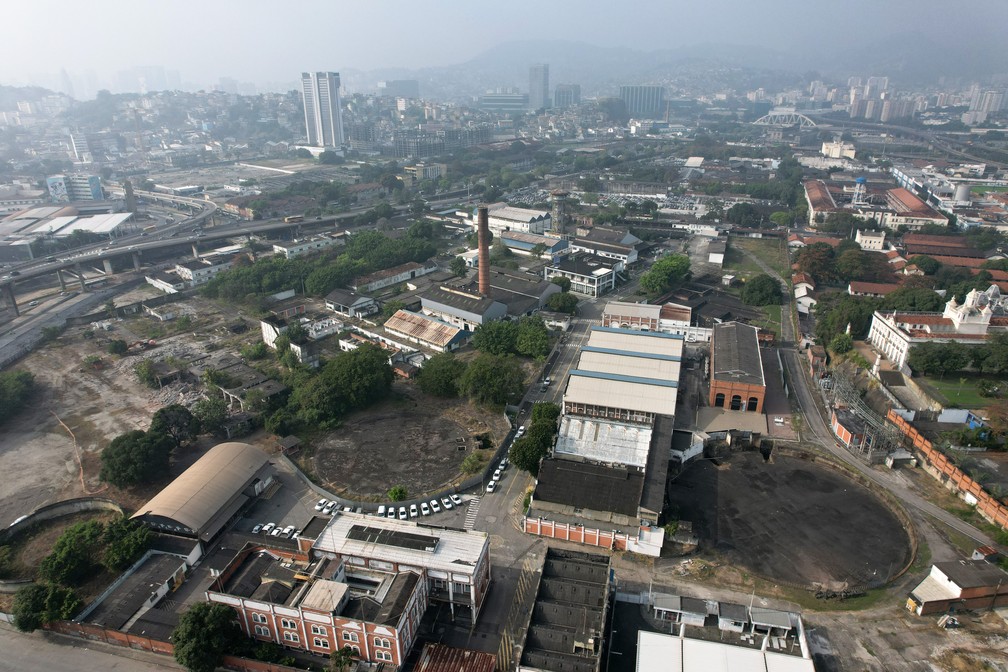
[888,409,1008,530]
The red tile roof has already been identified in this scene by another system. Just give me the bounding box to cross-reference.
[886,188,936,216]
[792,272,815,287]
[849,281,901,295]
[903,233,972,248]
[804,180,836,213]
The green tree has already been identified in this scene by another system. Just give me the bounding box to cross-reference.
[829,333,853,354]
[769,211,792,228]
[150,404,199,450]
[102,518,151,571]
[460,453,485,474]
[515,317,550,358]
[530,243,548,258]
[639,254,690,296]
[318,150,343,165]
[909,255,941,275]
[107,339,128,355]
[546,292,578,314]
[0,369,35,428]
[835,249,866,281]
[549,276,572,292]
[531,402,561,425]
[172,602,246,672]
[740,274,781,306]
[38,520,104,585]
[508,421,557,475]
[193,395,228,435]
[417,353,466,397]
[794,243,838,284]
[99,429,173,488]
[459,354,526,406]
[387,486,407,502]
[12,583,79,633]
[449,256,468,277]
[133,359,159,388]
[472,320,519,355]
[881,287,944,312]
[381,300,406,323]
[330,645,357,672]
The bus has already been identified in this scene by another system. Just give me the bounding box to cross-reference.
[284,215,304,223]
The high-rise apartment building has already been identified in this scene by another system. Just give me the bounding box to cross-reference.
[529,64,549,110]
[301,72,344,148]
[553,84,581,109]
[619,85,665,118]
[46,174,102,202]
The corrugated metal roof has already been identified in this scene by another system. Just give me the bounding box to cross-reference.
[131,442,270,536]
[570,369,678,388]
[384,309,462,348]
[581,346,681,362]
[414,643,497,672]
[565,372,678,416]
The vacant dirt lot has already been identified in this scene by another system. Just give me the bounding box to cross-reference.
[669,450,912,588]
[0,298,246,528]
[313,380,509,501]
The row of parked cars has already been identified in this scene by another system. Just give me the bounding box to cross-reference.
[251,522,297,538]
[378,493,464,521]
[486,457,509,493]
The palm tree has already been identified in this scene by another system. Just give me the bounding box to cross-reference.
[330,646,355,672]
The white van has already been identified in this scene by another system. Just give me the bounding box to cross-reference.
[377,505,386,517]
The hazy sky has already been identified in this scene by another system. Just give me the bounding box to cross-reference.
[3,0,1007,92]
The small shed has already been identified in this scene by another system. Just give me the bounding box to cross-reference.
[278,435,301,455]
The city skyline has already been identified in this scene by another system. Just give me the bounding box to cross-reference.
[3,0,1008,96]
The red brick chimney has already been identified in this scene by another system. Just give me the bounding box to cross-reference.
[477,205,490,297]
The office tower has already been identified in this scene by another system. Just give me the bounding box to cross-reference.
[619,85,665,118]
[301,72,344,148]
[529,64,549,110]
[554,84,581,109]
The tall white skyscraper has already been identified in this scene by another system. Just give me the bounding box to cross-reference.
[301,72,344,148]
[529,64,549,111]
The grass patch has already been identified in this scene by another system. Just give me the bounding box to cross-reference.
[918,375,998,409]
[722,245,761,278]
[734,237,789,278]
[753,303,782,336]
[972,185,1008,194]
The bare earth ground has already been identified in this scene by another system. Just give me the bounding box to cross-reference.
[0,298,244,528]
[668,451,912,588]
[313,379,509,501]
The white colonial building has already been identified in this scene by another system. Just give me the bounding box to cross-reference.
[868,285,1008,370]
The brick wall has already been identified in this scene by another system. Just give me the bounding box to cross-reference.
[523,516,629,552]
[887,409,1008,530]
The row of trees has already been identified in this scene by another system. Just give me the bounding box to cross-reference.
[509,403,562,475]
[13,518,150,632]
[909,334,1008,377]
[812,286,949,344]
[201,230,435,304]
[417,352,526,406]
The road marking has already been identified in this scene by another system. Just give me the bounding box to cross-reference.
[464,496,481,530]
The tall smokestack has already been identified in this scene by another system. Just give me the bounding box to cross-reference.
[477,205,490,297]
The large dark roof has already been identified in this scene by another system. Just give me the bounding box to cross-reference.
[549,253,618,276]
[712,322,765,387]
[641,415,673,515]
[936,560,1008,589]
[534,460,643,516]
[421,286,500,315]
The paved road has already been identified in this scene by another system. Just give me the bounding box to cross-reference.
[737,240,997,547]
[0,624,179,671]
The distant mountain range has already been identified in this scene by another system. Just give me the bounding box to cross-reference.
[357,35,1008,99]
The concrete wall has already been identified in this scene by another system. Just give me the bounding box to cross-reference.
[888,409,1008,530]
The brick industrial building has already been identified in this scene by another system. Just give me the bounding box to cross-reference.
[708,322,766,412]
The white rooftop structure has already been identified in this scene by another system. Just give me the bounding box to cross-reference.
[554,416,652,468]
[562,327,683,421]
[637,631,814,672]
[24,215,78,236]
[69,212,133,234]
[312,511,489,577]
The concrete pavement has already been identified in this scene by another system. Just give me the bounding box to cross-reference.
[0,623,179,672]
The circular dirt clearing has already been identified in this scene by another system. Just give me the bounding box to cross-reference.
[314,387,500,500]
[669,451,911,588]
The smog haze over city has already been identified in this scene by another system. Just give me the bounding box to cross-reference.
[5,1,1008,672]
[4,0,1008,95]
